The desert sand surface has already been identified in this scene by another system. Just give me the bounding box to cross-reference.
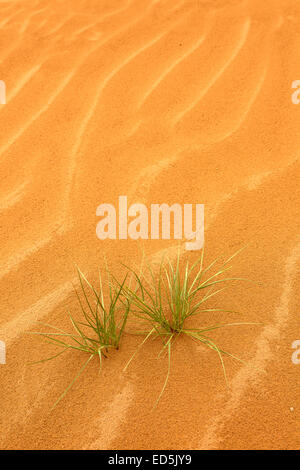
[0,0,300,450]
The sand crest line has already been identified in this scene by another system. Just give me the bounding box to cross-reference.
[0,0,164,158]
[199,239,300,449]
[172,17,251,126]
[0,280,76,345]
[137,17,212,109]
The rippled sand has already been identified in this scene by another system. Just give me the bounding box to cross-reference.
[0,0,300,449]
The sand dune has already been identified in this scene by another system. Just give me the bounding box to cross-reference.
[0,0,300,449]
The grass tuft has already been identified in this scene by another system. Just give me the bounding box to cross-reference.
[29,266,130,409]
[123,248,261,408]
[30,247,261,410]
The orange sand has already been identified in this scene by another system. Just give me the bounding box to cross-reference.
[0,0,300,450]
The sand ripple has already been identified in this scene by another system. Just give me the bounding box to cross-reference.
[0,0,300,449]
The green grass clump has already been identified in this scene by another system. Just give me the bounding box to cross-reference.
[30,267,129,409]
[30,247,260,410]
[123,248,259,407]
